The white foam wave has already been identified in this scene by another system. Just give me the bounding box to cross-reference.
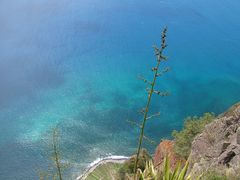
[88,155,129,167]
[77,155,129,180]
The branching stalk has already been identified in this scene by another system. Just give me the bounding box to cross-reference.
[133,27,168,178]
[52,128,63,180]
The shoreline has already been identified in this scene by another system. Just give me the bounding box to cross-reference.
[76,156,129,180]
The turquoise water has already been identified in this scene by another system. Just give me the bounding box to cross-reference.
[0,0,240,179]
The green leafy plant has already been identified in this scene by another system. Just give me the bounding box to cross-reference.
[137,156,200,180]
[172,113,215,159]
[160,156,190,180]
[119,149,151,179]
[137,161,158,179]
[133,27,170,177]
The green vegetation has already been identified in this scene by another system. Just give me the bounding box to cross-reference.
[119,149,151,179]
[137,161,158,180]
[86,162,122,180]
[172,113,215,159]
[201,171,228,180]
[200,167,240,180]
[134,27,170,176]
[136,156,200,180]
[159,157,190,180]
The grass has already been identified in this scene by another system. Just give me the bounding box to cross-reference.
[85,162,123,180]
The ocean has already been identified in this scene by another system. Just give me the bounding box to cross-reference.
[0,0,240,179]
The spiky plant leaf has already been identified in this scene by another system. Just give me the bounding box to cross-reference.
[171,162,181,180]
[177,161,189,180]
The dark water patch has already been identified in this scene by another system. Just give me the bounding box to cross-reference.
[84,107,135,133]
[0,141,46,180]
[0,58,64,109]
[175,78,240,116]
[79,90,104,105]
[111,91,130,107]
[131,81,147,95]
[136,76,240,141]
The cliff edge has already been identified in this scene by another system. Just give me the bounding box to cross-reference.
[188,103,240,177]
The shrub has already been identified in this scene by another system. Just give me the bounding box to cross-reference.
[201,167,240,180]
[119,149,151,179]
[172,113,215,159]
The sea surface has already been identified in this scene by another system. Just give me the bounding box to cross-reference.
[0,0,240,179]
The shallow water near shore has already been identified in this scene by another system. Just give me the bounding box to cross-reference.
[0,0,240,179]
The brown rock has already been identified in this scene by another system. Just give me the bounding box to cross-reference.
[237,127,240,145]
[188,102,240,178]
[153,140,185,169]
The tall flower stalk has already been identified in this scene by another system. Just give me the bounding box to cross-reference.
[133,27,169,177]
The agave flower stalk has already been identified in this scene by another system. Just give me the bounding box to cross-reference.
[133,27,169,178]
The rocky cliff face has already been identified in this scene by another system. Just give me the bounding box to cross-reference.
[153,140,185,169]
[188,103,240,177]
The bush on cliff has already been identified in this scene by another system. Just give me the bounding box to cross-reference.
[172,113,215,159]
[118,149,151,179]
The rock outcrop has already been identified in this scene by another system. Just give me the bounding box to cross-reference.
[188,103,240,177]
[153,140,185,169]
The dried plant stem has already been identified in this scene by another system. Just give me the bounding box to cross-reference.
[52,128,63,180]
[133,27,168,178]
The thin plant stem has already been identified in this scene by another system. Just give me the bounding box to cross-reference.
[52,128,63,180]
[133,27,168,179]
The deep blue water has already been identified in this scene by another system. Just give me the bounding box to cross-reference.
[0,0,240,179]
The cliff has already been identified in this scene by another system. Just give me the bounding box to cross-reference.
[153,140,185,169]
[188,103,240,178]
